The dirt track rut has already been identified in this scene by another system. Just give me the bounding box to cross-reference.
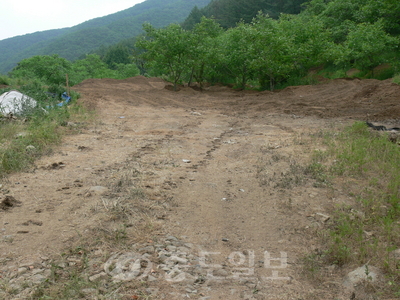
[1,76,400,299]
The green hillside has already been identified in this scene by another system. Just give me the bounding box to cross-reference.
[0,0,210,74]
[182,0,307,29]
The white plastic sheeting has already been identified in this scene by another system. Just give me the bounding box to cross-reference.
[0,90,37,115]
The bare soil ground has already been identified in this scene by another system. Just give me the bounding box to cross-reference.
[1,76,399,299]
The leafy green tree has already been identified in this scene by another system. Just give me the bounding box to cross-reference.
[278,14,333,73]
[335,21,400,73]
[188,17,224,87]
[136,23,193,90]
[10,55,72,86]
[361,0,400,35]
[303,0,366,43]
[103,45,132,69]
[215,22,257,88]
[113,63,140,79]
[249,14,293,90]
[70,54,114,84]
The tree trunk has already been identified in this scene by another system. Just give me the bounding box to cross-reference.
[188,66,195,87]
[270,75,275,92]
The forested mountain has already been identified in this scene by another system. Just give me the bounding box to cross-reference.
[0,0,210,74]
[182,0,307,29]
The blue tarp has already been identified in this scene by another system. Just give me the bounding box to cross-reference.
[46,92,71,109]
[58,92,71,107]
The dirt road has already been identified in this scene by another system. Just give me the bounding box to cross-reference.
[1,76,399,299]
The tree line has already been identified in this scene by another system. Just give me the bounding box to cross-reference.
[4,53,139,99]
[5,0,400,93]
[136,0,400,90]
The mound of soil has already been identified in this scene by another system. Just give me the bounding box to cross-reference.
[75,76,400,122]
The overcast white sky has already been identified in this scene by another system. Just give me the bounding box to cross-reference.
[0,0,146,41]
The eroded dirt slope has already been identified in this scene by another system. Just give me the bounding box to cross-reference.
[1,76,399,299]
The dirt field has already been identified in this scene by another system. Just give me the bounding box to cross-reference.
[1,76,399,299]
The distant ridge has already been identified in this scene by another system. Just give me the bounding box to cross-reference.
[0,0,210,74]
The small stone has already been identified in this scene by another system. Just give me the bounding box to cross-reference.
[343,265,381,290]
[15,132,29,138]
[352,209,365,220]
[56,262,67,269]
[89,186,109,195]
[158,254,170,263]
[145,287,159,295]
[177,246,190,253]
[17,267,27,275]
[364,230,374,237]
[393,248,400,259]
[3,235,14,242]
[315,213,330,223]
[139,245,155,254]
[32,268,44,275]
[182,159,191,163]
[81,288,98,295]
[222,238,229,242]
[166,245,177,252]
[326,265,338,274]
[89,272,108,282]
[142,253,152,259]
[19,261,36,268]
[31,274,46,284]
[147,275,157,282]
[169,255,188,264]
[213,269,229,277]
[166,235,178,242]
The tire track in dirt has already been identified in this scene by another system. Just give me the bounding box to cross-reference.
[161,113,317,298]
[2,76,399,299]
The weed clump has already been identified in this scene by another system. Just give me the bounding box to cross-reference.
[0,82,85,177]
[311,122,400,296]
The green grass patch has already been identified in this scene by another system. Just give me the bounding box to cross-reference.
[0,75,10,85]
[393,74,400,85]
[312,121,400,296]
[0,82,89,177]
